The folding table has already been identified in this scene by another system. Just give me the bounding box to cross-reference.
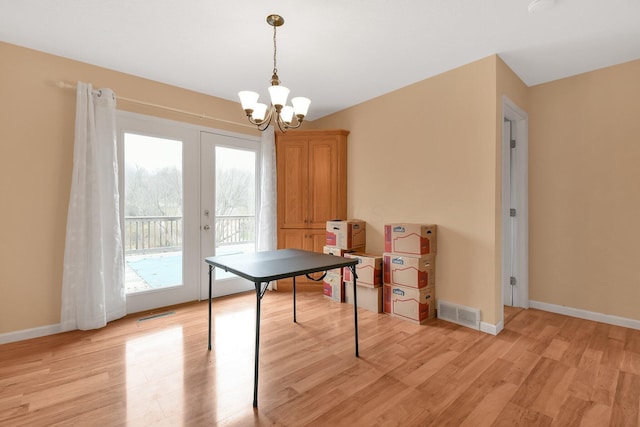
[204,248,360,407]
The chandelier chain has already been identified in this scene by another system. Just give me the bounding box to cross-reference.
[272,24,278,79]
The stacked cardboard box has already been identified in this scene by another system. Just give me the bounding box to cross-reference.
[322,220,366,302]
[326,219,366,250]
[343,252,383,313]
[383,223,437,324]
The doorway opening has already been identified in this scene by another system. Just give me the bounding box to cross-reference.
[501,97,529,325]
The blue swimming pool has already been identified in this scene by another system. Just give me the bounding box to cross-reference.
[126,253,182,289]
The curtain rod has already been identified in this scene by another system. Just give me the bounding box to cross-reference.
[54,81,253,129]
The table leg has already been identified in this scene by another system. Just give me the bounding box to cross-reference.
[350,265,359,357]
[208,264,213,351]
[293,275,297,323]
[253,281,262,407]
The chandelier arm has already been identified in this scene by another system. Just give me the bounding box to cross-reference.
[275,114,288,133]
[246,105,274,128]
[285,119,303,130]
[247,116,263,126]
[258,116,273,132]
[256,107,275,131]
[275,112,305,132]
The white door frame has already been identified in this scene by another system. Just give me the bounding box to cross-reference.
[501,96,529,311]
[117,111,260,313]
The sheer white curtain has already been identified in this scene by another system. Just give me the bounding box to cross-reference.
[60,82,126,331]
[257,125,277,253]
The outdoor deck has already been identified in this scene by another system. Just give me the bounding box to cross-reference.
[124,215,255,293]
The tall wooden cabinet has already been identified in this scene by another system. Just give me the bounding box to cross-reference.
[276,129,349,290]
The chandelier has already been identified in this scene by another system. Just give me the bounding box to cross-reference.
[238,14,311,132]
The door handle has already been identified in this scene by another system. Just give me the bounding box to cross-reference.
[203,225,211,230]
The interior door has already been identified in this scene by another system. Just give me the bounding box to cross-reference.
[501,100,529,311]
[200,131,261,299]
[502,119,515,307]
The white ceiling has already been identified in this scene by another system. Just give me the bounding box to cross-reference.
[1,0,639,120]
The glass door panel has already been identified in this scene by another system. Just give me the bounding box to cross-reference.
[215,146,256,279]
[123,133,183,294]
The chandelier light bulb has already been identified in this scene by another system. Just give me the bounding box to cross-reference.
[291,97,311,117]
[238,91,259,111]
[281,106,294,124]
[268,85,290,108]
[252,103,268,122]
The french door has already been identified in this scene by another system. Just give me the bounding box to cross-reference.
[200,131,258,299]
[117,112,259,313]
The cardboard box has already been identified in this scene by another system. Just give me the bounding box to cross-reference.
[323,245,365,276]
[383,253,435,288]
[322,273,344,302]
[383,284,436,324]
[326,219,366,250]
[384,223,437,255]
[345,283,383,313]
[343,253,383,288]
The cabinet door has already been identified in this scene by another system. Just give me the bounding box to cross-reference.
[276,138,309,229]
[308,137,339,228]
[276,228,325,288]
[309,229,327,253]
[277,228,325,252]
[277,228,308,252]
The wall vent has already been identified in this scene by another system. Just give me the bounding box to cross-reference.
[137,311,176,322]
[437,300,481,330]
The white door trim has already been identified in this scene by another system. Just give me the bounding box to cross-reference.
[116,111,259,313]
[501,96,529,312]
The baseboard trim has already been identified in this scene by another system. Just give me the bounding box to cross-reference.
[6,300,637,345]
[529,300,640,331]
[0,323,64,345]
[480,320,503,336]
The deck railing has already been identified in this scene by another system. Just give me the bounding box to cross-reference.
[124,215,255,254]
[124,216,182,254]
[215,215,255,247]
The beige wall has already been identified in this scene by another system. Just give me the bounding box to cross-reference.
[528,59,640,320]
[315,54,640,325]
[3,38,639,336]
[0,42,258,334]
[313,56,506,325]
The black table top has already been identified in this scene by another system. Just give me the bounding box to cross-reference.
[204,248,358,283]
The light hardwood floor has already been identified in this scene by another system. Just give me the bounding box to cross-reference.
[1,291,639,426]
